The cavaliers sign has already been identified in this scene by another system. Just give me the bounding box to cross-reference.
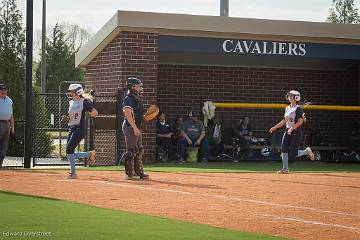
[222,40,306,56]
[159,35,360,60]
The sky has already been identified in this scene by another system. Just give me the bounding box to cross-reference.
[13,0,359,36]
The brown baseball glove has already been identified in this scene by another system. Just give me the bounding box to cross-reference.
[144,104,159,122]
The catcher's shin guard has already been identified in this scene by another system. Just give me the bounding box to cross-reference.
[123,151,135,177]
[134,147,148,179]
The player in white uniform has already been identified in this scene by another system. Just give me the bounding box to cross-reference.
[65,84,98,179]
[269,90,315,174]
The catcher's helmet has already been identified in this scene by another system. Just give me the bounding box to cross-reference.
[126,77,142,90]
[261,147,270,157]
[68,83,84,95]
[0,83,8,90]
[286,90,300,101]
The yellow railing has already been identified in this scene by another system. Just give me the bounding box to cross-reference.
[214,102,360,111]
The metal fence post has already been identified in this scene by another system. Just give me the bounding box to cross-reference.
[115,89,123,165]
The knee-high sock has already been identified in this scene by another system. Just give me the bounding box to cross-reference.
[282,153,289,170]
[67,154,76,175]
[297,150,307,157]
[74,152,90,159]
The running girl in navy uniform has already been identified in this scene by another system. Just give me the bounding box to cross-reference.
[269,90,314,174]
[65,84,98,179]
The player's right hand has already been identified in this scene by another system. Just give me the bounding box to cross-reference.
[61,115,70,124]
[269,127,276,133]
[133,127,141,136]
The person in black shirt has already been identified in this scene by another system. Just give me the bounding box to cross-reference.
[235,116,253,159]
[156,111,173,161]
[122,77,149,179]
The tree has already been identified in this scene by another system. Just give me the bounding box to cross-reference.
[63,23,92,53]
[0,0,25,115]
[327,0,360,24]
[0,0,25,156]
[34,23,87,93]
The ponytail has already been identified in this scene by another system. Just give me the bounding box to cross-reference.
[80,92,95,102]
[298,100,312,123]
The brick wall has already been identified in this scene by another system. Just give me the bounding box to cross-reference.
[84,30,359,163]
[158,64,360,147]
[85,31,158,164]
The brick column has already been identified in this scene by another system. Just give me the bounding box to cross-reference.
[85,31,158,164]
[118,31,158,162]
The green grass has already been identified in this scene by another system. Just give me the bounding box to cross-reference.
[0,191,281,240]
[83,161,360,173]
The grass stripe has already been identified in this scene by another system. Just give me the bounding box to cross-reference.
[0,191,282,240]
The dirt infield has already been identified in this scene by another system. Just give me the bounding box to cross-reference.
[0,170,359,240]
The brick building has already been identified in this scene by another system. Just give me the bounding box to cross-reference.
[75,11,360,164]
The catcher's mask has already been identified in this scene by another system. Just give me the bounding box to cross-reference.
[286,90,300,102]
[67,84,84,96]
[126,77,143,94]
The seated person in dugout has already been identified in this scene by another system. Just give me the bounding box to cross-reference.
[234,116,253,158]
[178,111,209,162]
[156,111,173,160]
[171,116,184,158]
[172,116,184,142]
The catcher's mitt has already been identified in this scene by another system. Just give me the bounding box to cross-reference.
[144,104,159,122]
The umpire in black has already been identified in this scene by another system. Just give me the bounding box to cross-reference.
[121,77,149,179]
[0,83,14,168]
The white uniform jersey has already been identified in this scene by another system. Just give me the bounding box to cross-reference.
[284,104,303,129]
[68,98,92,126]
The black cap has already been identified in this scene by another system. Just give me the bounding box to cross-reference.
[188,111,199,117]
[0,83,7,90]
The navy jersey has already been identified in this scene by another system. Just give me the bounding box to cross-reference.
[123,94,144,129]
[68,98,93,127]
[237,124,252,137]
[156,120,173,135]
[284,104,303,129]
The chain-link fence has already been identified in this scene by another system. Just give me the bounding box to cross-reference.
[3,120,24,167]
[33,93,88,166]
[31,92,121,167]
[90,94,121,166]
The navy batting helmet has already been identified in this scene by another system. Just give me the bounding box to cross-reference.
[286,90,301,101]
[68,83,84,95]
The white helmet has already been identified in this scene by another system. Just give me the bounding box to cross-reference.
[286,90,300,101]
[261,147,270,157]
[68,84,84,95]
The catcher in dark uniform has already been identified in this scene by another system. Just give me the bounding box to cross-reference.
[121,77,158,180]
